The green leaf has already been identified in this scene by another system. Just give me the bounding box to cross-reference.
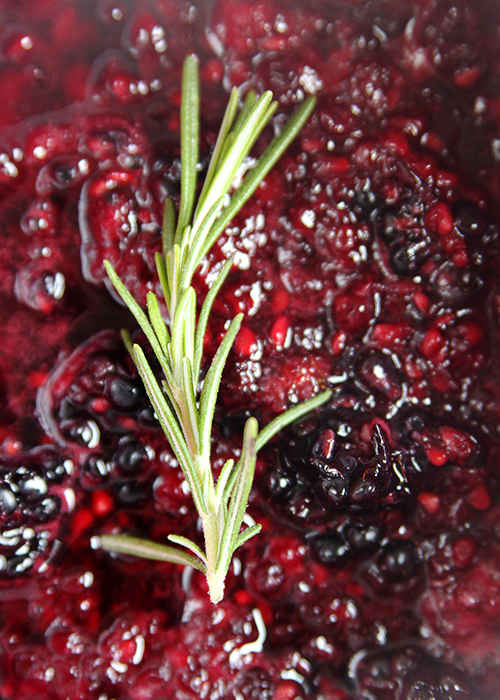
[183,197,226,286]
[256,389,332,453]
[99,534,206,573]
[183,288,197,365]
[147,291,170,354]
[160,378,183,426]
[202,464,213,505]
[176,55,200,240]
[193,90,274,228]
[132,344,205,512]
[230,89,257,138]
[216,417,258,575]
[198,96,316,263]
[155,252,171,309]
[120,328,134,359]
[166,243,182,316]
[239,99,278,163]
[218,91,275,173]
[171,287,196,376]
[167,534,207,566]
[213,132,235,180]
[198,313,243,461]
[193,255,235,381]
[214,457,235,514]
[197,87,239,215]
[235,522,262,549]
[180,356,200,453]
[162,197,176,257]
[104,261,171,378]
[262,99,278,125]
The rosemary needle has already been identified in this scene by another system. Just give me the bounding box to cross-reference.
[100,54,331,604]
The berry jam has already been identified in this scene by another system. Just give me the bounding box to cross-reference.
[1,0,500,697]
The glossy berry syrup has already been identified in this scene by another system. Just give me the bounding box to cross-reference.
[1,0,500,698]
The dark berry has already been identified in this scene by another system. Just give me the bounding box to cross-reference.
[377,540,421,582]
[115,482,146,504]
[109,377,141,409]
[263,461,296,500]
[320,476,348,508]
[114,440,147,475]
[82,454,113,488]
[17,473,48,503]
[390,241,426,275]
[310,534,350,566]
[345,522,384,552]
[0,486,17,515]
[356,647,471,700]
[453,200,486,237]
[355,349,402,400]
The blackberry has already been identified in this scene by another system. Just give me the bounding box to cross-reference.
[0,447,75,575]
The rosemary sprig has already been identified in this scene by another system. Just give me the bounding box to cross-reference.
[99,54,331,604]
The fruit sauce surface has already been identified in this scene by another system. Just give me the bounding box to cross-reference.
[1,0,500,698]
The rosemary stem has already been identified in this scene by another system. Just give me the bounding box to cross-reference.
[101,55,326,604]
[201,512,224,603]
[206,567,226,605]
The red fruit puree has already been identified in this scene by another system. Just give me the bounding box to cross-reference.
[1,0,500,697]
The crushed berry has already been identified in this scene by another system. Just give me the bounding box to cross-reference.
[0,0,500,698]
